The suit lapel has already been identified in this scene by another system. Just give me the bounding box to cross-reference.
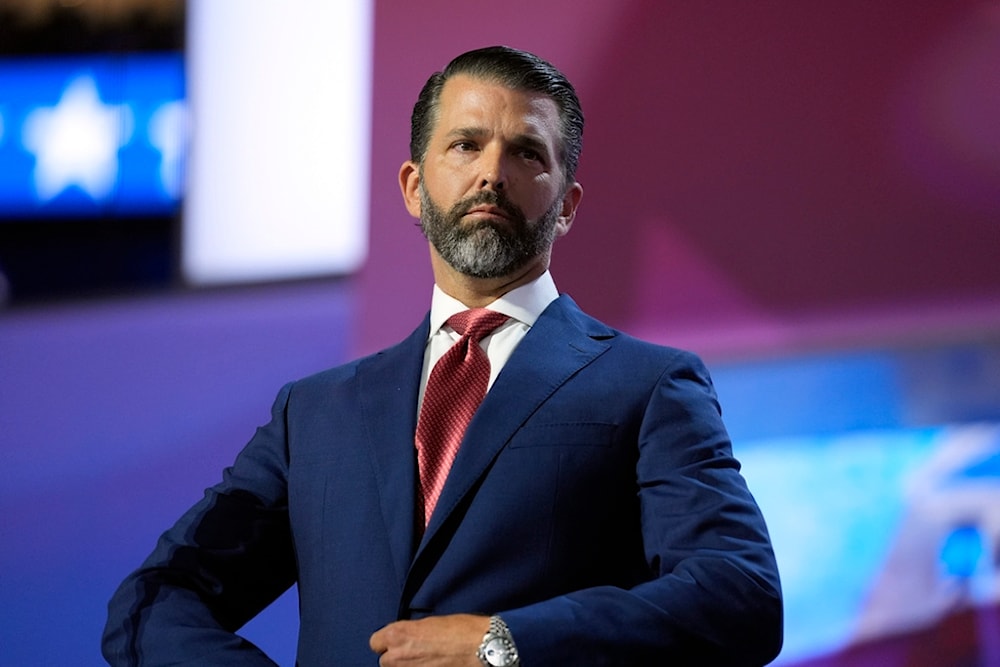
[418,295,613,545]
[357,315,429,586]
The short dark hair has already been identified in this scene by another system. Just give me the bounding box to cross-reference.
[409,45,584,184]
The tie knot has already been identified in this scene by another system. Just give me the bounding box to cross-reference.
[447,308,510,342]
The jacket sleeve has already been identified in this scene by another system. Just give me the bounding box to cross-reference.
[102,383,298,666]
[500,351,783,666]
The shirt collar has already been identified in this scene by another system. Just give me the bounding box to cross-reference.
[428,271,560,338]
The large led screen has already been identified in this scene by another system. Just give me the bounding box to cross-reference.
[182,2,372,285]
[0,54,185,217]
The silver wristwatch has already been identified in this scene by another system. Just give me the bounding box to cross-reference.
[477,615,519,667]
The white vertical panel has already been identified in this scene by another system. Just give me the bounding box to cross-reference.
[183,1,372,284]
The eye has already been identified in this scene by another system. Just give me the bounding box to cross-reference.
[514,143,548,166]
[452,140,478,152]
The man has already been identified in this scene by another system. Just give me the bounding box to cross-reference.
[103,46,782,666]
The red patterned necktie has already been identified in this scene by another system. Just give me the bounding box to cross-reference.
[415,308,510,526]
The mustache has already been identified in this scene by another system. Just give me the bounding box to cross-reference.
[451,190,524,222]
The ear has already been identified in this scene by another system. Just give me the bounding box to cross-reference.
[554,181,583,238]
[399,160,422,219]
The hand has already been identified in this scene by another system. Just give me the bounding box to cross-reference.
[369,613,490,666]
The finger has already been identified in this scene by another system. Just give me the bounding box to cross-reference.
[369,625,389,654]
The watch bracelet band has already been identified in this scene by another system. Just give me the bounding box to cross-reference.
[478,614,519,666]
[489,615,511,637]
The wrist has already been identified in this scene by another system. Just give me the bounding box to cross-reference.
[477,615,519,666]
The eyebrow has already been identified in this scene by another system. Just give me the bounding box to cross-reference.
[446,126,486,139]
[445,127,552,158]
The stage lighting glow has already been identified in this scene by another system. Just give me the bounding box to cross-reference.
[0,55,185,216]
[182,1,373,285]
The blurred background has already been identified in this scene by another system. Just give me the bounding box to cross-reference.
[1,0,998,664]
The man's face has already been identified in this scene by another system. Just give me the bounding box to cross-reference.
[402,74,579,279]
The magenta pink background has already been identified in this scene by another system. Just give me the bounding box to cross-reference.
[359,0,999,359]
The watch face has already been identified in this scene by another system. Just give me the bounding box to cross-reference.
[483,637,515,666]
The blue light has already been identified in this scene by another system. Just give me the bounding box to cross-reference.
[0,53,185,217]
[940,524,984,579]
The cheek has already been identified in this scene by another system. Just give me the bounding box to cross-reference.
[425,165,472,205]
[524,184,564,219]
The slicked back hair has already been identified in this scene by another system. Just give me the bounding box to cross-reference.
[409,45,584,185]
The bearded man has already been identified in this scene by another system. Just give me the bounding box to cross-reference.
[104,46,783,667]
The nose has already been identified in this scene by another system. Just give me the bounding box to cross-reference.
[478,148,507,191]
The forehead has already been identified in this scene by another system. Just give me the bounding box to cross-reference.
[434,74,563,142]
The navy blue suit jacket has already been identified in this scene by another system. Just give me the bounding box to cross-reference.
[103,295,782,666]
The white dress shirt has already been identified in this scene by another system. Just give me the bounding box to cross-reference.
[417,271,560,412]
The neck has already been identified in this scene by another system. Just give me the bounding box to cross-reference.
[430,246,550,308]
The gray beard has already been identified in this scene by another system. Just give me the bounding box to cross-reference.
[419,183,561,279]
